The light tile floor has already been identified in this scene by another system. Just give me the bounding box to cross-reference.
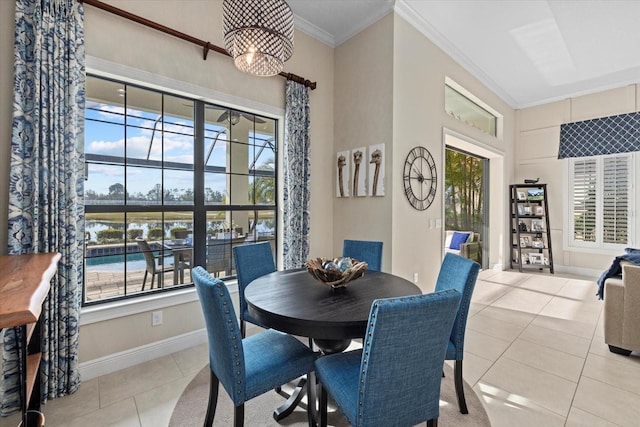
[3,269,640,426]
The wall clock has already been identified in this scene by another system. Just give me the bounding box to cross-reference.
[403,146,437,211]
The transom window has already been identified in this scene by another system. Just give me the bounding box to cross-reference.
[84,74,277,305]
[445,80,499,138]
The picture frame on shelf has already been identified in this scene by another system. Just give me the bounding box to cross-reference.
[524,205,533,215]
[531,219,544,232]
[518,221,528,232]
[517,191,527,201]
[529,253,544,265]
[527,188,544,201]
[517,205,525,215]
[520,236,530,247]
[535,205,544,216]
[532,238,544,248]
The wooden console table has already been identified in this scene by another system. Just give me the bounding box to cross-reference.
[0,253,61,427]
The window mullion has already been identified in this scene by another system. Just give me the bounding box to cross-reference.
[595,157,604,247]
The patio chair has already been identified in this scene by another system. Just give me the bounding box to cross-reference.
[435,252,481,414]
[136,238,175,290]
[342,239,383,271]
[315,289,462,427]
[192,266,317,427]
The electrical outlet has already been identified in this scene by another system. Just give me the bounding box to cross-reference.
[413,272,419,283]
[152,310,163,326]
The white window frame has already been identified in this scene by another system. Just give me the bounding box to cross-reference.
[564,153,636,254]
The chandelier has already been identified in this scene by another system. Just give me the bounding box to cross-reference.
[222,0,295,77]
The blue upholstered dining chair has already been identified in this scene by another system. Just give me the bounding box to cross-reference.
[342,239,383,271]
[315,289,462,427]
[435,252,481,414]
[233,241,275,337]
[191,266,318,427]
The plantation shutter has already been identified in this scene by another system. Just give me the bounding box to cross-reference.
[572,159,597,242]
[602,156,629,244]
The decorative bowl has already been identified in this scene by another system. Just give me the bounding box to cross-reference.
[306,257,368,288]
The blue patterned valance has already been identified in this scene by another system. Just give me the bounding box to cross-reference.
[558,111,640,159]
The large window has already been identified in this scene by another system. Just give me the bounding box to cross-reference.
[84,75,277,305]
[568,154,632,250]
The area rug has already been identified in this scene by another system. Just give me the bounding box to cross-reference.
[170,363,490,426]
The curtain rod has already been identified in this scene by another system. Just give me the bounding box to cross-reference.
[79,0,317,90]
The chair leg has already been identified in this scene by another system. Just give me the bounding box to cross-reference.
[240,320,246,339]
[234,404,244,427]
[204,370,220,427]
[319,383,328,427]
[454,360,468,414]
[427,417,438,427]
[142,271,148,291]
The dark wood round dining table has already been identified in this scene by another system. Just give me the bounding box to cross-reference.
[245,269,422,353]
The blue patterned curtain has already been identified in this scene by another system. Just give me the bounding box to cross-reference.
[282,81,311,269]
[1,0,84,414]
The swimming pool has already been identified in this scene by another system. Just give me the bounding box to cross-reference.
[86,252,175,272]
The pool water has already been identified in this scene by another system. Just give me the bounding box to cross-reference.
[86,253,175,272]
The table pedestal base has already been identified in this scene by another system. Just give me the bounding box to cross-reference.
[314,338,351,354]
[272,339,351,426]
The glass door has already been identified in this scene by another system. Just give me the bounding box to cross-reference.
[444,147,488,268]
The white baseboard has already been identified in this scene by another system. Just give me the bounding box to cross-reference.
[79,328,208,381]
[553,264,600,279]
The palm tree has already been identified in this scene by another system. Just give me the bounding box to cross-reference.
[250,158,275,204]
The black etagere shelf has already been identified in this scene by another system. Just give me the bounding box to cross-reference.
[509,183,554,273]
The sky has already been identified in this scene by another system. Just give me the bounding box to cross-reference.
[85,104,274,198]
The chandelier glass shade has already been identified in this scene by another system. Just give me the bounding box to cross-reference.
[222,0,294,77]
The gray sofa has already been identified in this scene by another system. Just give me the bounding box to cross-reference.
[604,262,640,356]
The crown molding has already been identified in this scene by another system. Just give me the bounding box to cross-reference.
[294,3,394,48]
[294,14,335,47]
[333,5,394,47]
[394,0,518,108]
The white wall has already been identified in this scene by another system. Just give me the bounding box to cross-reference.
[391,15,515,290]
[515,85,640,275]
[333,13,395,270]
[332,12,516,291]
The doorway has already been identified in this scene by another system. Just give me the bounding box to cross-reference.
[442,128,506,270]
[444,146,488,268]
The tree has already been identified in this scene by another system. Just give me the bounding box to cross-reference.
[445,150,483,233]
[250,158,275,204]
[108,183,125,199]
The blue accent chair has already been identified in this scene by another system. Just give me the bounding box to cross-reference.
[233,241,275,338]
[342,239,383,272]
[192,266,318,427]
[435,253,481,414]
[315,289,462,427]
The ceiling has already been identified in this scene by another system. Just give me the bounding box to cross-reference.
[287,0,640,109]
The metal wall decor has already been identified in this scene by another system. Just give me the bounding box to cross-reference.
[403,146,437,211]
[222,0,294,76]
